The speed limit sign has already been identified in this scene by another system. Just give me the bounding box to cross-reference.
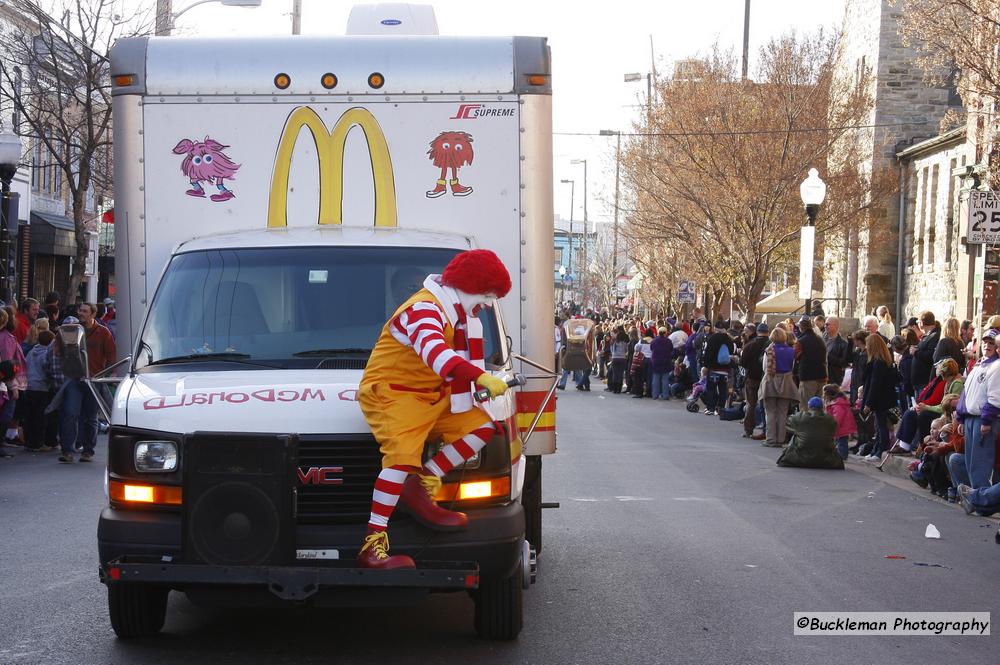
[968,190,1000,244]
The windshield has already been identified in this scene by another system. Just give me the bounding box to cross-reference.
[136,246,505,370]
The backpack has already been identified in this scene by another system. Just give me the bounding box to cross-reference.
[717,343,731,366]
[57,324,89,379]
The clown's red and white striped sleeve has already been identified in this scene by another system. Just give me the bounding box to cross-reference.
[390,301,483,384]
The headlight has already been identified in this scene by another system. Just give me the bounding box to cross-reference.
[134,441,178,473]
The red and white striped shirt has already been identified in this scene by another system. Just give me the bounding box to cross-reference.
[390,301,483,385]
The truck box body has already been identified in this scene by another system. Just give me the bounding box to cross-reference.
[111,35,554,452]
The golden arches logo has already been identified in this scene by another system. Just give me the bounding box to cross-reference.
[267,106,397,228]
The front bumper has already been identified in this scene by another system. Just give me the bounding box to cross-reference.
[98,501,524,581]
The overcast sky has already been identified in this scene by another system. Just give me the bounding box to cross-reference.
[164,0,847,224]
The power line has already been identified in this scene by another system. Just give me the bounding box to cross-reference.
[556,122,908,139]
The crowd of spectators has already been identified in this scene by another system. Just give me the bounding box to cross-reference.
[557,303,1000,517]
[0,292,117,463]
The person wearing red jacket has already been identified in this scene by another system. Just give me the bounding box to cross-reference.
[14,298,39,344]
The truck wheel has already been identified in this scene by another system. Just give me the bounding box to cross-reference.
[522,455,542,554]
[473,558,524,640]
[108,584,168,639]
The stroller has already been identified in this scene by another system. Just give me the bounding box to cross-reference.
[717,365,747,421]
[685,374,708,412]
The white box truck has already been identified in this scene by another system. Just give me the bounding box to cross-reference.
[99,11,554,641]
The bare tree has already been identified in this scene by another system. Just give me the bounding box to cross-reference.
[0,0,152,303]
[896,0,1000,183]
[621,32,896,320]
[582,228,622,313]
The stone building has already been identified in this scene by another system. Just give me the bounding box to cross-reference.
[823,0,961,319]
[896,128,974,320]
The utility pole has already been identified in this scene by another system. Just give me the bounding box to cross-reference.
[612,132,621,287]
[156,0,172,35]
[292,0,302,34]
[741,0,751,81]
[581,161,589,309]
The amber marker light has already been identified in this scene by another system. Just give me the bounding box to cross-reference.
[274,73,291,90]
[435,477,511,502]
[528,75,548,86]
[110,480,182,506]
[124,485,154,502]
[321,73,338,89]
[459,481,493,500]
[113,74,135,87]
[368,72,385,89]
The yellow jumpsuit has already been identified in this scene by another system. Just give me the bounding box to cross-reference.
[359,288,491,469]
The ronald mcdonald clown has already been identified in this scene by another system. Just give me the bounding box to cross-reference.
[356,249,512,569]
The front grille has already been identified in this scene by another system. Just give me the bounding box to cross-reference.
[296,435,382,525]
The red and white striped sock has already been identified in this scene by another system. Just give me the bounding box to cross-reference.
[367,465,411,532]
[424,423,496,477]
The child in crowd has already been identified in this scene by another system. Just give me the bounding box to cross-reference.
[686,367,709,411]
[22,330,57,452]
[823,383,857,461]
[910,394,962,499]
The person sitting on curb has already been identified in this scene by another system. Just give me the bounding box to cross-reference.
[777,396,843,469]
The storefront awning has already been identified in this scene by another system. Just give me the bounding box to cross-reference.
[30,211,77,257]
[755,286,821,314]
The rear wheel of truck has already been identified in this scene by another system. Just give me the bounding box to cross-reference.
[108,584,169,639]
[473,558,523,640]
[523,455,542,554]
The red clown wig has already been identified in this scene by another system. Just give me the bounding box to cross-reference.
[441,249,511,298]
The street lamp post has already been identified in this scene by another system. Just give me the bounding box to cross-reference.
[559,179,575,303]
[799,167,827,316]
[0,128,22,303]
[570,158,588,309]
[558,265,566,308]
[156,0,262,35]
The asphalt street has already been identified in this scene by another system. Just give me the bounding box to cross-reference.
[1,385,998,664]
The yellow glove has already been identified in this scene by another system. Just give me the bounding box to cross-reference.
[476,373,509,398]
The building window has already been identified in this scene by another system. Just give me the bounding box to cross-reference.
[31,137,39,189]
[914,167,927,267]
[945,157,957,265]
[12,67,21,133]
[927,164,938,265]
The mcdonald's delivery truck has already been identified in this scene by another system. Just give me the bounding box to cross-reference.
[99,17,554,641]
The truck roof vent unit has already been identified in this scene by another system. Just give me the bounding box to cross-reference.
[346,3,439,35]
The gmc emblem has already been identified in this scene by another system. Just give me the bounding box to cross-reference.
[297,466,344,485]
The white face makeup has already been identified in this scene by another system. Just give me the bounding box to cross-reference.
[456,290,497,317]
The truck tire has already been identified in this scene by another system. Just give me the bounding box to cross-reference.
[522,455,542,554]
[108,584,168,639]
[473,558,523,640]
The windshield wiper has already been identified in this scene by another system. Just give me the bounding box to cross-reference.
[292,348,371,357]
[148,352,274,368]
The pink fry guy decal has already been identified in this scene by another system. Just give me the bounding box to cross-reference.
[172,136,241,202]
